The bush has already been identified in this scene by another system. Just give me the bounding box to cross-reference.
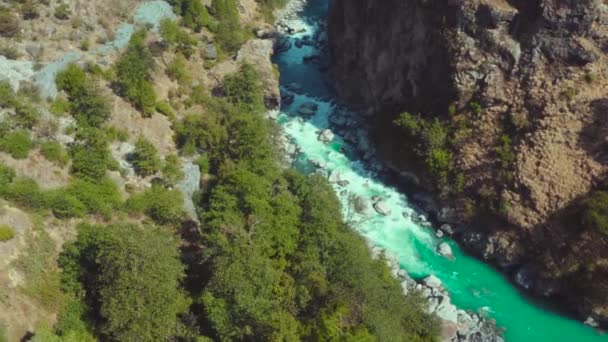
[65,178,122,218]
[40,141,70,166]
[155,101,174,118]
[54,3,70,20]
[583,191,608,236]
[13,100,40,129]
[0,9,19,37]
[0,43,22,59]
[169,0,212,31]
[166,54,190,85]
[2,178,47,210]
[0,130,33,159]
[162,155,184,185]
[0,81,14,108]
[57,64,111,127]
[195,154,210,174]
[20,0,40,20]
[0,225,15,242]
[159,19,197,57]
[115,29,157,116]
[69,128,111,182]
[131,137,162,177]
[210,0,247,54]
[50,98,71,116]
[126,185,184,225]
[0,163,16,188]
[47,190,87,218]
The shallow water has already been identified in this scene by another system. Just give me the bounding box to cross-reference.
[273,1,607,341]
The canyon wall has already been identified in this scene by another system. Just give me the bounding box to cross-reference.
[328,0,608,326]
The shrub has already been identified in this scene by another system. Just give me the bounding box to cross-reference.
[0,9,19,37]
[115,29,157,116]
[162,154,184,185]
[69,128,111,182]
[13,101,40,128]
[159,19,197,57]
[40,141,70,166]
[104,126,129,142]
[223,63,265,113]
[50,98,71,116]
[47,190,87,218]
[79,39,90,51]
[0,163,16,188]
[470,101,483,115]
[54,3,71,20]
[257,0,287,23]
[65,178,122,218]
[126,185,184,225]
[0,225,15,242]
[57,64,111,127]
[2,178,47,209]
[0,130,33,159]
[169,0,212,31]
[0,81,14,108]
[210,0,247,54]
[155,101,174,118]
[496,135,516,171]
[582,191,608,236]
[20,0,40,20]
[166,54,190,85]
[195,154,210,174]
[131,137,162,177]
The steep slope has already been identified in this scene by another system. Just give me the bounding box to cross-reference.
[328,0,608,327]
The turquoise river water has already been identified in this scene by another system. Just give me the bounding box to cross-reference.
[273,1,607,341]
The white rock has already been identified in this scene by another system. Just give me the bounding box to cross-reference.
[318,129,335,142]
[423,275,442,289]
[584,316,599,328]
[373,201,392,216]
[328,170,342,183]
[437,242,454,259]
[435,229,444,238]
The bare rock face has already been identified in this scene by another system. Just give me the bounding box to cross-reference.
[328,0,608,326]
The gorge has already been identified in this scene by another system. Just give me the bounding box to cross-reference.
[274,0,608,340]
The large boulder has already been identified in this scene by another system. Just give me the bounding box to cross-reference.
[318,129,335,143]
[373,200,391,216]
[437,242,454,259]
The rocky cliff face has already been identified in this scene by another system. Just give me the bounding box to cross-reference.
[329,0,608,327]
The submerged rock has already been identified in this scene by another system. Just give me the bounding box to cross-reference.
[298,101,318,116]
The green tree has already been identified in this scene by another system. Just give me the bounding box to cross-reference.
[115,29,157,116]
[131,137,162,177]
[126,185,184,225]
[223,63,265,113]
[210,0,247,54]
[59,223,190,341]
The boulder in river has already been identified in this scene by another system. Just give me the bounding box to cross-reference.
[318,129,335,142]
[373,200,391,216]
[328,170,342,183]
[437,242,454,259]
[423,274,442,289]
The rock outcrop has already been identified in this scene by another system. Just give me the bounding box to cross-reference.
[329,0,608,327]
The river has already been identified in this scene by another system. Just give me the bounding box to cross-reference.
[273,1,607,341]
